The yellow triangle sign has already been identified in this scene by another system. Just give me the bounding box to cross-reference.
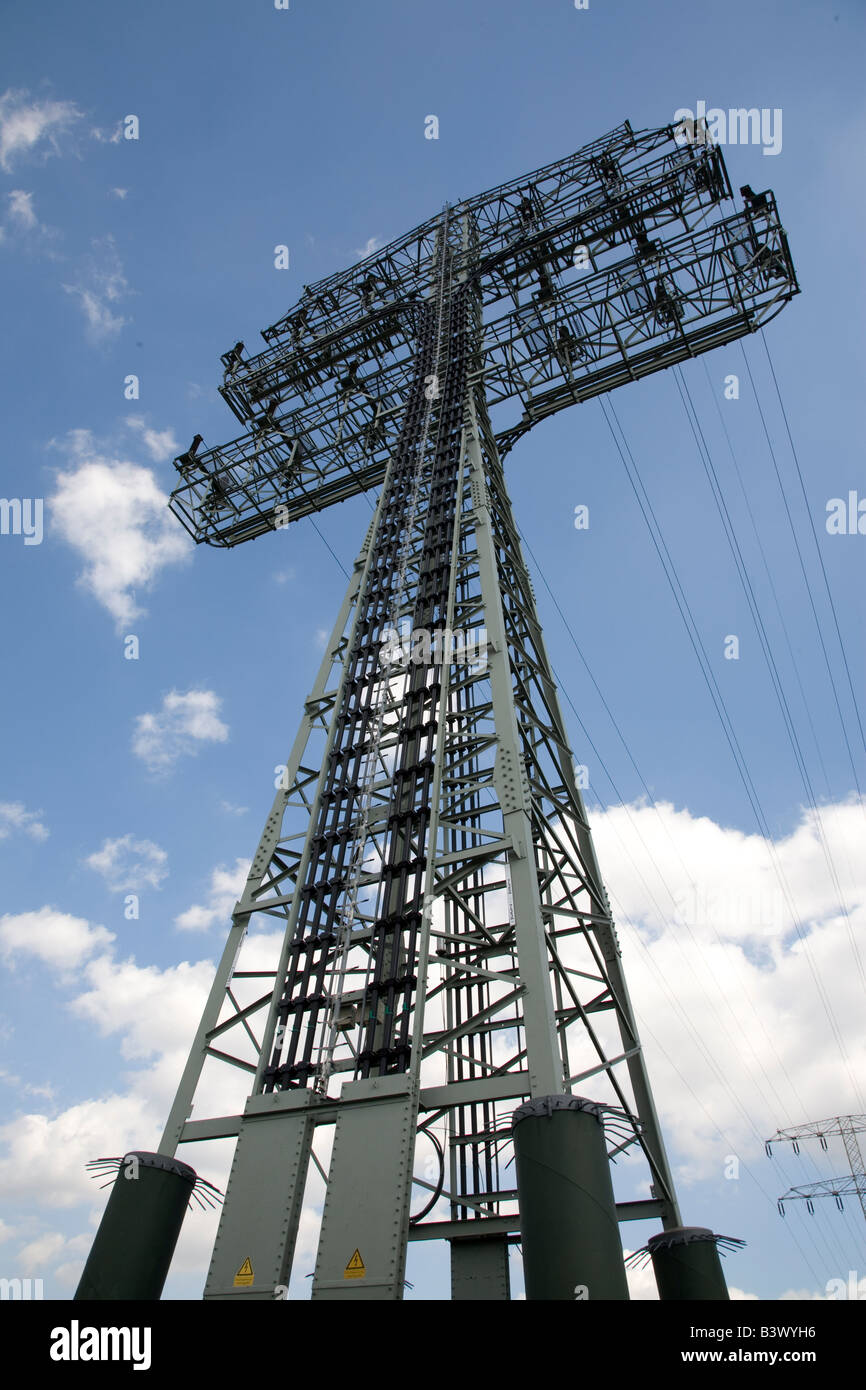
[344,1248,366,1279]
[233,1256,254,1287]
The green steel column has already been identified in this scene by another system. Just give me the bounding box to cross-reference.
[450,1236,511,1300]
[75,1152,196,1301]
[512,1095,629,1301]
[648,1227,731,1300]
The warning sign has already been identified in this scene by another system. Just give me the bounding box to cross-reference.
[344,1249,366,1279]
[233,1257,254,1288]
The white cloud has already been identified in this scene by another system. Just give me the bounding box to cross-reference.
[62,234,131,341]
[355,235,382,258]
[48,429,192,629]
[90,123,122,145]
[587,797,866,1179]
[0,89,82,172]
[0,801,48,841]
[314,627,328,650]
[125,416,179,464]
[218,801,248,816]
[7,189,36,230]
[132,690,229,774]
[175,858,249,932]
[0,1092,155,1211]
[110,187,128,199]
[0,796,863,1298]
[0,908,114,973]
[18,1231,73,1275]
[85,835,168,892]
[1,187,58,249]
[70,953,217,1062]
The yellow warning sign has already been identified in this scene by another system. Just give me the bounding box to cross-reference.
[344,1249,366,1279]
[233,1257,254,1287]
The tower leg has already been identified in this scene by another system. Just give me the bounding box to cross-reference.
[75,1152,196,1301]
[512,1097,629,1301]
[311,1076,417,1300]
[451,1236,511,1300]
[204,1093,316,1300]
[648,1227,730,1300]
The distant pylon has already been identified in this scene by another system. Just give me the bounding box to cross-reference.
[767,1115,866,1223]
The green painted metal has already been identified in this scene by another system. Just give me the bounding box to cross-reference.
[204,1094,316,1301]
[512,1096,629,1301]
[105,120,799,1301]
[648,1227,731,1301]
[451,1236,511,1300]
[74,1152,196,1301]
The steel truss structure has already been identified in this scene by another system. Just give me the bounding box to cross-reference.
[161,120,798,1300]
[768,1116,866,1222]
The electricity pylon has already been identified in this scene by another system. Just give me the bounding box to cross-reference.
[768,1116,866,1224]
[77,119,799,1302]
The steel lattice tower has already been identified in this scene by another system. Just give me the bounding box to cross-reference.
[768,1116,866,1224]
[76,119,799,1302]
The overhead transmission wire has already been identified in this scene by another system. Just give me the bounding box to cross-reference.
[733,339,866,1262]
[759,328,866,763]
[468,515,834,1270]
[597,392,864,1115]
[644,366,866,1262]
[517,524,808,1126]
[307,451,858,1273]
[595,389,858,1103]
[513,534,853,1280]
[699,366,866,1247]
[671,362,866,1001]
[467,671,834,1283]
[739,338,866,792]
[304,502,849,1280]
[701,357,836,806]
[301,330,859,1277]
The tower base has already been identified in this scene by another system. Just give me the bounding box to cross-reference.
[648,1226,731,1300]
[512,1095,629,1301]
[75,1151,196,1301]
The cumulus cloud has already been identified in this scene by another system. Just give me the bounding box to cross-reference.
[70,953,217,1062]
[0,908,114,973]
[125,416,179,464]
[7,189,36,230]
[1,188,56,249]
[175,858,249,933]
[132,690,229,774]
[355,235,382,258]
[587,797,866,1180]
[48,429,191,629]
[0,1092,156,1212]
[62,234,131,341]
[0,801,48,841]
[0,796,863,1298]
[0,89,82,172]
[90,123,123,145]
[85,835,168,892]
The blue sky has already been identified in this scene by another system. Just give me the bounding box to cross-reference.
[1,0,865,1300]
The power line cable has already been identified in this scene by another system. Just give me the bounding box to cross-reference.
[598,394,864,1112]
